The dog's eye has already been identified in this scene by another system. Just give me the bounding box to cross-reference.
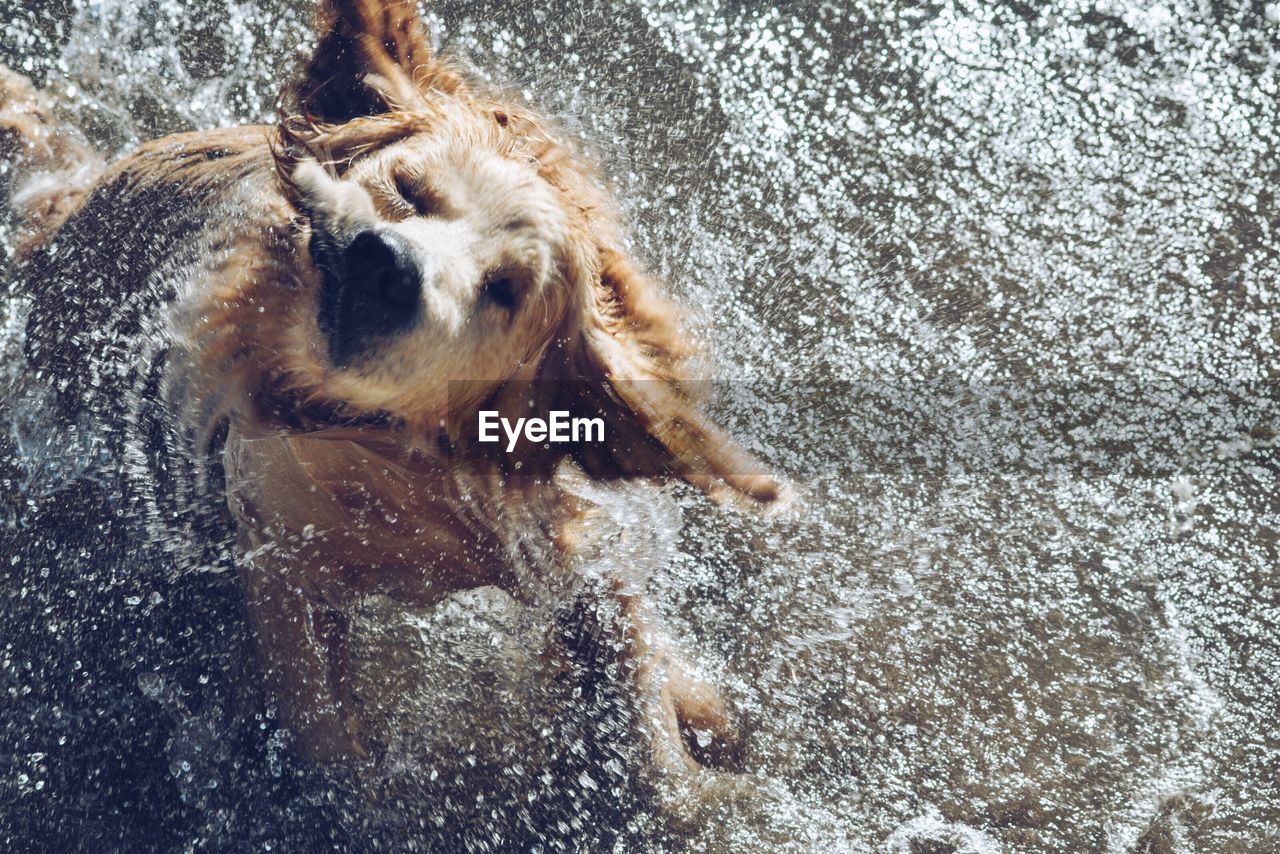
[481,275,519,312]
[392,174,435,216]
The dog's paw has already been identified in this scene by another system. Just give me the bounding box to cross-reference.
[668,669,745,770]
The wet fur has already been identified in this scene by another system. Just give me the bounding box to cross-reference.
[2,0,778,788]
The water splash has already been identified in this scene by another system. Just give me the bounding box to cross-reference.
[2,0,1278,850]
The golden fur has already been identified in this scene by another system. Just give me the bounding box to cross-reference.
[0,67,101,252]
[4,0,779,780]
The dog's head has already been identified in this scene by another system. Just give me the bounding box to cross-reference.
[255,0,777,502]
[281,110,585,419]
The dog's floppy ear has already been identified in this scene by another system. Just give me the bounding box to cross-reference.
[286,0,457,123]
[547,248,781,505]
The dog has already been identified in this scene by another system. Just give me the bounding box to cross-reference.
[2,0,779,804]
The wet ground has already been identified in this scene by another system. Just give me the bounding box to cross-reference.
[2,0,1279,850]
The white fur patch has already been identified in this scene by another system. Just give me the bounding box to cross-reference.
[292,158,378,241]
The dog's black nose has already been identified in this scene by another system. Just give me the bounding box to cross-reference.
[319,229,422,366]
[343,230,421,310]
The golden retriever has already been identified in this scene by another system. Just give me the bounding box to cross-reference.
[2,0,778,789]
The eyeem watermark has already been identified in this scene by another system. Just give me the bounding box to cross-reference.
[477,410,605,452]
[451,377,1279,476]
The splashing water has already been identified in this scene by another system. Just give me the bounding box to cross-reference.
[2,0,1279,850]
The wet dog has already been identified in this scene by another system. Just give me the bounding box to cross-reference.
[2,0,777,795]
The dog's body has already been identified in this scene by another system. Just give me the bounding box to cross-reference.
[3,0,777,804]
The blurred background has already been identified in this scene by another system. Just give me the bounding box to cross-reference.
[1,0,1278,850]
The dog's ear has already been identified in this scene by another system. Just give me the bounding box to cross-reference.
[286,0,457,124]
[547,248,781,505]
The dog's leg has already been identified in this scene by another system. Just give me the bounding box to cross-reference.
[239,559,370,764]
[615,590,742,774]
[556,581,740,776]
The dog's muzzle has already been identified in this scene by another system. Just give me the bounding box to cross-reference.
[318,229,422,366]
